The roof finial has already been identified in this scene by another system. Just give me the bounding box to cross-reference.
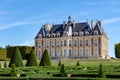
[68,16,71,21]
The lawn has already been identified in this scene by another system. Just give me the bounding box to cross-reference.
[0,59,120,80]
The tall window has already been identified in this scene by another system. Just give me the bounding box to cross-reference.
[74,40,77,46]
[69,40,72,46]
[86,49,89,56]
[94,39,98,45]
[56,50,60,57]
[38,42,41,48]
[51,50,55,57]
[64,49,67,57]
[46,41,49,47]
[80,40,82,46]
[64,40,67,46]
[38,50,41,59]
[80,49,83,56]
[52,41,55,47]
[86,39,89,46]
[94,48,98,57]
[57,41,60,47]
[74,50,78,57]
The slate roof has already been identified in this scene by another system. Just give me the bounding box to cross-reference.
[35,17,106,39]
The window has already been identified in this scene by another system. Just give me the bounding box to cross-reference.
[80,40,82,46]
[74,40,77,46]
[86,39,89,46]
[51,50,55,57]
[57,41,60,47]
[79,32,83,36]
[85,31,89,36]
[38,34,42,38]
[56,50,60,57]
[46,41,49,47]
[52,41,55,47]
[64,40,67,46]
[69,40,72,46]
[80,49,83,56]
[94,39,98,45]
[86,49,89,56]
[94,48,98,56]
[69,49,72,57]
[74,50,78,57]
[64,49,67,57]
[38,50,41,59]
[94,31,98,35]
[38,41,41,48]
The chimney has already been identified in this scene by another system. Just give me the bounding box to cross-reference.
[97,21,101,27]
[91,20,94,29]
[73,20,76,28]
[63,21,66,28]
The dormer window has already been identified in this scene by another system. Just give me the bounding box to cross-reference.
[38,34,42,38]
[57,33,60,37]
[94,30,98,35]
[79,31,84,36]
[85,31,89,36]
[52,33,56,37]
[63,31,68,36]
[46,34,50,38]
[74,32,78,36]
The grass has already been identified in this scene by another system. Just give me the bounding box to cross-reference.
[1,59,120,79]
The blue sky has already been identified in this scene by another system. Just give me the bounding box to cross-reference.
[0,0,120,57]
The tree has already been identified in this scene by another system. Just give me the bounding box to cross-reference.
[60,64,67,77]
[58,61,61,66]
[26,51,38,66]
[98,64,106,78]
[39,49,51,66]
[115,43,120,58]
[9,47,24,67]
[76,61,80,66]
[10,64,17,77]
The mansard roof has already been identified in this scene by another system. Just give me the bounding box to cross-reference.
[35,17,106,39]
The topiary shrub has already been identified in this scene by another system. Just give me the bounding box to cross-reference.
[60,64,67,77]
[10,64,17,77]
[9,47,24,67]
[58,61,61,66]
[39,49,51,66]
[76,61,80,66]
[4,61,7,68]
[98,64,106,78]
[26,50,38,66]
[0,62,1,68]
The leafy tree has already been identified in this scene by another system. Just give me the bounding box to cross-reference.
[9,47,24,67]
[98,64,106,78]
[60,64,67,77]
[26,50,38,66]
[76,61,80,66]
[115,43,120,58]
[4,61,7,68]
[0,63,1,68]
[58,61,61,66]
[10,64,17,77]
[39,49,51,66]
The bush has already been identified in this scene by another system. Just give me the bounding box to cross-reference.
[9,47,24,67]
[60,64,67,77]
[98,64,106,78]
[39,49,51,66]
[76,61,80,66]
[4,61,7,68]
[26,50,38,66]
[58,61,61,66]
[10,64,17,77]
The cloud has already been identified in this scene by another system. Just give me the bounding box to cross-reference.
[103,18,120,24]
[19,40,34,46]
[0,21,41,30]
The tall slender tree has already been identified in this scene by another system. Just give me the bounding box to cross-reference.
[9,47,24,67]
[39,49,51,66]
[26,50,38,66]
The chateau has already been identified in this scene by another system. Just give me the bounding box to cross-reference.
[35,16,109,59]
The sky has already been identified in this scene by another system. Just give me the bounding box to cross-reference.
[0,0,120,57]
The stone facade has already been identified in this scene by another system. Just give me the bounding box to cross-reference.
[35,16,109,59]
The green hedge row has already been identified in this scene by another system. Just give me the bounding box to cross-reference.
[6,46,34,59]
[0,50,7,60]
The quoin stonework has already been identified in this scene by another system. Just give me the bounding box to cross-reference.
[35,16,109,59]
